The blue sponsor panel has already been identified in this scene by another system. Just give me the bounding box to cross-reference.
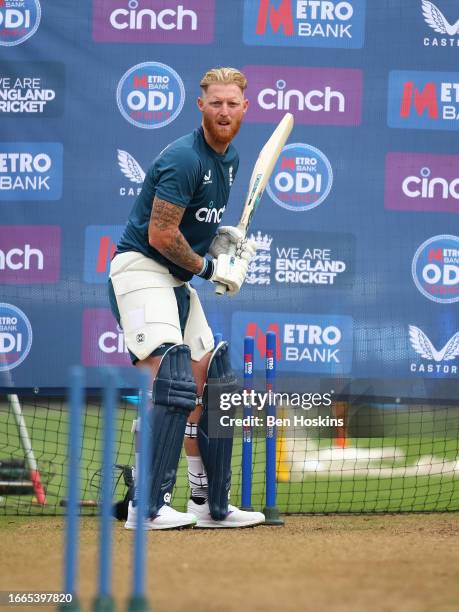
[84,225,124,283]
[243,0,366,49]
[266,143,333,212]
[116,62,185,129]
[0,142,63,201]
[388,70,459,131]
[411,234,459,304]
[231,311,353,376]
[0,61,65,117]
[0,303,33,373]
[0,0,41,47]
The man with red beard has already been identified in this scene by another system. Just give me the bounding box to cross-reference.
[108,68,265,529]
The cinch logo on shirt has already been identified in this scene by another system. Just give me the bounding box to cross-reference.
[195,202,225,223]
[243,0,366,49]
[388,70,459,131]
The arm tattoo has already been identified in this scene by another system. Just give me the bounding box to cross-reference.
[149,197,202,273]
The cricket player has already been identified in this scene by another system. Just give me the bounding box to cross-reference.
[108,67,265,529]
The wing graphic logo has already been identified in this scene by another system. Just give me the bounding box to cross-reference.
[409,325,459,362]
[117,149,146,184]
[422,1,459,36]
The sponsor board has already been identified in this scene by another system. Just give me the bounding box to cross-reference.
[243,64,362,125]
[93,0,214,44]
[422,0,459,48]
[0,142,63,201]
[409,324,459,376]
[117,149,145,197]
[0,62,65,117]
[412,235,459,303]
[0,225,60,284]
[0,0,41,47]
[81,308,130,367]
[246,230,355,287]
[0,303,32,371]
[231,311,353,374]
[388,70,459,131]
[243,0,366,48]
[84,225,124,283]
[116,61,185,129]
[385,152,459,213]
[266,143,333,212]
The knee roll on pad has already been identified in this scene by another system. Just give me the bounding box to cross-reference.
[148,344,197,517]
[198,341,238,521]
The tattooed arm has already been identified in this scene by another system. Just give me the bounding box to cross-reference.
[148,197,203,274]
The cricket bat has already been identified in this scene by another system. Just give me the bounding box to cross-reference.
[215,112,294,295]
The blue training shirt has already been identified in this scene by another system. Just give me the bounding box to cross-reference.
[117,126,239,281]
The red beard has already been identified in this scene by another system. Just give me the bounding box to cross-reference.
[202,114,242,146]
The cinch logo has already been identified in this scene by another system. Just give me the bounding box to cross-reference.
[388,70,459,131]
[0,225,60,283]
[81,308,130,367]
[243,0,366,49]
[0,142,63,201]
[93,0,214,44]
[411,235,459,304]
[0,0,41,47]
[0,303,32,372]
[422,0,459,48]
[117,149,145,197]
[195,202,225,223]
[409,324,459,376]
[116,62,185,129]
[385,153,459,214]
[231,311,353,374]
[243,65,362,125]
[0,62,65,117]
[84,225,123,283]
[266,143,333,212]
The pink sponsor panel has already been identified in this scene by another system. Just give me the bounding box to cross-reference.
[385,152,459,213]
[82,308,131,367]
[242,64,362,125]
[0,225,60,284]
[93,0,214,43]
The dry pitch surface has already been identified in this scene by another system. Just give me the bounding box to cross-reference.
[1,514,459,612]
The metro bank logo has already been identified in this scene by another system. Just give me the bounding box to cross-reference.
[388,71,459,131]
[231,311,353,374]
[243,0,366,48]
[84,225,123,283]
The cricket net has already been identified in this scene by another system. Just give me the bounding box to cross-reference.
[1,393,458,515]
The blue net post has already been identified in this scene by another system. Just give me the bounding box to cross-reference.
[59,366,84,611]
[241,336,254,511]
[263,331,284,526]
[92,368,117,611]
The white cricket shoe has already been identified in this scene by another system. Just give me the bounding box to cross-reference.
[124,501,196,530]
[187,499,265,528]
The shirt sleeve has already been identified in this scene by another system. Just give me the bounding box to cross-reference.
[153,145,201,208]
